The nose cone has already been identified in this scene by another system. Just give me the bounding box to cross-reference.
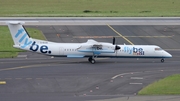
[165,51,172,58]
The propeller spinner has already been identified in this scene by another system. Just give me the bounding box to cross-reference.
[115,45,120,50]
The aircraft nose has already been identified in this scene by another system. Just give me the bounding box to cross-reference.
[166,51,172,58]
[168,53,172,58]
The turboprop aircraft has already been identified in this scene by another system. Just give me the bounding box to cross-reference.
[7,21,172,64]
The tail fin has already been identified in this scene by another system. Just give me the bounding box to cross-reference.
[7,21,33,49]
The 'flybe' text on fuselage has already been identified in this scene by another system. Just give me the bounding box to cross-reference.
[124,46,145,55]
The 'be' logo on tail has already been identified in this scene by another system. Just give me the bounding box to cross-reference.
[30,41,51,54]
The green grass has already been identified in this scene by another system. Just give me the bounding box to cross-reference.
[138,74,180,95]
[0,0,180,17]
[0,26,46,58]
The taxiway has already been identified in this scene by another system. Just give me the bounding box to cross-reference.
[0,18,180,101]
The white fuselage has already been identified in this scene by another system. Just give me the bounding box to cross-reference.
[17,39,172,59]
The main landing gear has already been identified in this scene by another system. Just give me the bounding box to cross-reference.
[88,57,96,64]
[161,58,164,63]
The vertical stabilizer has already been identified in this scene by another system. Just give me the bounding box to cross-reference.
[7,21,33,49]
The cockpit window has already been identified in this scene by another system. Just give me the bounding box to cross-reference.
[155,47,162,51]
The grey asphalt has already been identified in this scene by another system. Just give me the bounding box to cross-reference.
[0,21,180,101]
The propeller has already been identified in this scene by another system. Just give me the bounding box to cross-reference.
[113,37,120,50]
[112,37,121,57]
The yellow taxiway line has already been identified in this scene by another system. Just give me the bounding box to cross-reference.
[0,81,6,85]
[107,24,134,45]
[0,64,45,72]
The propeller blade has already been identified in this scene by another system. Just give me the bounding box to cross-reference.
[113,37,115,45]
[113,37,120,50]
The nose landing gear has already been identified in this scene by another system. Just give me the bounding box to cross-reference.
[161,58,164,63]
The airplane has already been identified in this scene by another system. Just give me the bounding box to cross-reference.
[7,21,172,64]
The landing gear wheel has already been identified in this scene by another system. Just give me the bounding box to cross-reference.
[88,57,96,64]
[161,59,164,63]
[90,59,96,64]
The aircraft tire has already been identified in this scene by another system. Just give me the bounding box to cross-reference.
[161,58,164,63]
[90,59,96,64]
